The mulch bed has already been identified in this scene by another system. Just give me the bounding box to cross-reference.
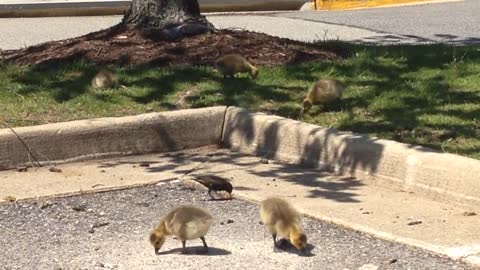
[0,24,342,67]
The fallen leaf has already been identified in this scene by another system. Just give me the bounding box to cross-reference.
[2,196,17,202]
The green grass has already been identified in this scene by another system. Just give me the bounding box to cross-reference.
[1,43,480,159]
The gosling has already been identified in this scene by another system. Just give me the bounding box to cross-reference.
[303,79,344,113]
[214,54,258,80]
[193,174,233,200]
[260,197,307,254]
[150,206,213,254]
[91,69,118,89]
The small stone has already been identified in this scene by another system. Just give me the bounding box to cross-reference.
[389,258,398,264]
[132,165,136,168]
[17,167,28,172]
[260,158,269,164]
[358,264,379,270]
[362,211,372,215]
[100,170,106,173]
[139,162,150,167]
[88,228,95,234]
[3,196,16,202]
[98,211,106,216]
[37,198,51,209]
[49,167,62,173]
[86,208,94,213]
[136,202,150,207]
[72,204,87,212]
[219,221,225,225]
[227,219,234,224]
[272,179,276,181]
[94,247,101,251]
[407,220,422,226]
[463,211,477,216]
[97,262,116,269]
[259,221,264,225]
[93,221,110,228]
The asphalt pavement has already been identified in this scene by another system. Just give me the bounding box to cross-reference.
[274,0,479,44]
[0,181,475,270]
[1,0,479,50]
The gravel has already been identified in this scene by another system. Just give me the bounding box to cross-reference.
[0,181,475,269]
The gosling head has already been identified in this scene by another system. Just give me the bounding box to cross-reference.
[149,230,166,254]
[290,232,308,255]
[250,67,259,80]
[302,98,312,114]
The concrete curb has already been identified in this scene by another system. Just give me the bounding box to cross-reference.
[222,107,480,208]
[0,106,226,170]
[1,106,479,208]
[0,1,304,18]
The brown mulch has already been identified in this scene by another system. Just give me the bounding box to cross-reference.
[0,25,342,67]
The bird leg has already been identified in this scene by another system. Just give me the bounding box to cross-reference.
[208,189,216,200]
[200,236,209,253]
[272,233,279,253]
[181,240,189,254]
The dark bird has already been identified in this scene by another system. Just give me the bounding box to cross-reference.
[193,174,233,200]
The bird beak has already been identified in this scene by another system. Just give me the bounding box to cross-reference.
[154,248,159,254]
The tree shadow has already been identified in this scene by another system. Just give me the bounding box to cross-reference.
[12,60,96,102]
[283,43,480,158]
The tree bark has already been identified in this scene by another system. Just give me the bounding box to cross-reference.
[122,0,215,39]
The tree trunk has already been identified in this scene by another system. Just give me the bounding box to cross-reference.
[122,0,215,39]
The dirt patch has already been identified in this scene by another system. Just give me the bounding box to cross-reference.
[0,25,341,67]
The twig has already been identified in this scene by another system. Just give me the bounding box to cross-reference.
[13,92,25,100]
[5,124,42,167]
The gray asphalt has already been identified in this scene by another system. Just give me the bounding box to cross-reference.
[274,0,480,44]
[1,0,479,50]
[0,181,475,270]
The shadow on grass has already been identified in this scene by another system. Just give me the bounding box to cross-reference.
[3,42,480,158]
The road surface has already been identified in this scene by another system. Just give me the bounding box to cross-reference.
[0,181,475,269]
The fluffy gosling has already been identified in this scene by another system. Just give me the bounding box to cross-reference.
[91,69,118,89]
[260,197,307,254]
[303,79,344,114]
[214,54,258,80]
[150,206,213,254]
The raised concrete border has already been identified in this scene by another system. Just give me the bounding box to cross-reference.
[1,105,479,208]
[0,106,226,170]
[222,107,480,209]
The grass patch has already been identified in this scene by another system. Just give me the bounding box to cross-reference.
[1,43,480,159]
